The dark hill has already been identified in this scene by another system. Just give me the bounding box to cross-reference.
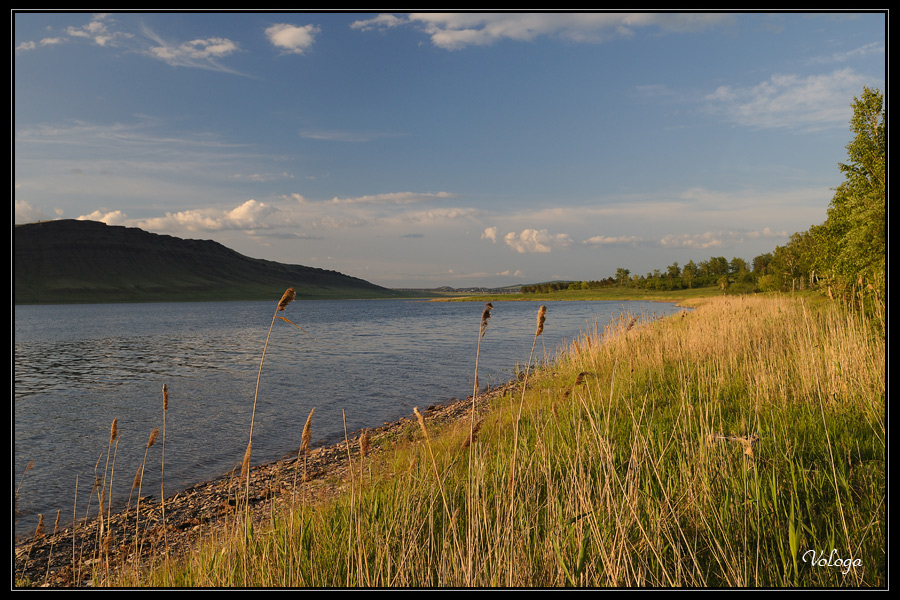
[14,220,398,304]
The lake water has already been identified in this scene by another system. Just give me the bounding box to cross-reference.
[14,297,683,538]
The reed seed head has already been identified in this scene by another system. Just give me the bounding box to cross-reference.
[480,302,493,337]
[34,514,45,538]
[277,287,296,312]
[413,407,428,438]
[109,418,118,443]
[241,442,252,480]
[536,305,547,337]
[132,465,143,489]
[301,408,315,454]
[147,427,160,449]
[360,429,371,458]
[162,384,169,411]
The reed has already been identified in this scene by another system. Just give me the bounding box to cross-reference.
[466,301,492,584]
[160,384,170,568]
[293,407,315,500]
[131,427,160,565]
[92,293,883,588]
[509,305,546,493]
[244,288,297,490]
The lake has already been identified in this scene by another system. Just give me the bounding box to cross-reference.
[14,297,683,538]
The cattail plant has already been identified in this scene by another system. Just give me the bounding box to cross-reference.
[43,510,61,584]
[470,302,493,431]
[244,288,297,487]
[131,427,159,561]
[509,305,546,494]
[359,429,371,459]
[292,407,315,503]
[34,513,45,539]
[96,418,119,553]
[161,384,170,564]
[466,301,492,584]
[15,460,34,514]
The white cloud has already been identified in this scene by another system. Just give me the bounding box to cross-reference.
[705,68,874,131]
[77,209,128,225]
[265,23,319,55]
[812,41,885,64]
[65,14,130,47]
[130,199,276,233]
[350,14,406,31]
[354,13,733,50]
[504,228,572,253]
[140,25,242,73]
[14,199,49,223]
[397,207,480,223]
[656,228,786,250]
[327,191,454,205]
[148,36,240,66]
[583,234,642,246]
[481,226,499,242]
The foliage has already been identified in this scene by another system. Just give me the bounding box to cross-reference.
[814,86,886,303]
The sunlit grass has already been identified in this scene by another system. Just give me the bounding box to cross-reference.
[99,292,886,587]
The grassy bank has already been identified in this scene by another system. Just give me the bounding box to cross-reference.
[436,285,726,304]
[61,292,886,587]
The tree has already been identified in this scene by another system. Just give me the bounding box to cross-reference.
[615,267,631,285]
[683,260,697,289]
[816,86,885,300]
[752,253,773,276]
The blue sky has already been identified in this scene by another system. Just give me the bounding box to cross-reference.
[14,12,886,288]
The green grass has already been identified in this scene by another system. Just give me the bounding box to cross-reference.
[98,292,885,587]
[437,285,728,304]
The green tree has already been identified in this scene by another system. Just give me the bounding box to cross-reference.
[752,253,773,276]
[816,86,885,299]
[683,260,697,289]
[615,267,631,286]
[708,256,729,277]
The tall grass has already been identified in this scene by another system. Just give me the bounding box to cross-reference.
[98,293,885,587]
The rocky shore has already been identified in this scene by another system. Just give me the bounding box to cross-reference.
[13,381,517,588]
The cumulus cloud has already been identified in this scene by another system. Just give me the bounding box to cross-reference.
[481,226,499,242]
[265,23,319,55]
[14,199,49,223]
[705,68,873,131]
[504,228,572,253]
[77,209,129,225]
[353,13,733,50]
[131,199,276,233]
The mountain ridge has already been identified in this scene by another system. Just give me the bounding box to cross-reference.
[14,219,399,304]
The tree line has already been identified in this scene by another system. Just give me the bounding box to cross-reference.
[521,87,885,309]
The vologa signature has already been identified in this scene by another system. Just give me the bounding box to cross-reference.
[802,549,862,575]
